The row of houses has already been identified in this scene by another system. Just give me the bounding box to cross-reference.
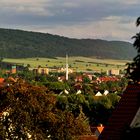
[0,61,121,76]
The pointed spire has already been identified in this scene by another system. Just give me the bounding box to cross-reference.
[66,54,68,80]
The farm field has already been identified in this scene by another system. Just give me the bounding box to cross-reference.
[3,57,131,72]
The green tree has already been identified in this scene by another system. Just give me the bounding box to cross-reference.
[83,76,91,83]
[0,57,3,62]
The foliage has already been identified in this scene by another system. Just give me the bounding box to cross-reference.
[85,94,120,125]
[126,17,140,83]
[50,108,91,140]
[45,82,69,94]
[0,28,136,59]
[17,71,36,82]
[83,76,91,83]
[0,80,91,140]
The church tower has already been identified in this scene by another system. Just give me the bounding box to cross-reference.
[66,54,68,80]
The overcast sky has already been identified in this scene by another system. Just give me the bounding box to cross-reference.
[0,0,139,42]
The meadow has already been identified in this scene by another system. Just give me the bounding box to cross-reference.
[3,57,131,73]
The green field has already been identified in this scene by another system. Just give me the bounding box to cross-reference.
[3,57,131,72]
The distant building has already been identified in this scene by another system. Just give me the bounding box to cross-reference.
[11,65,16,74]
[48,67,59,73]
[33,67,49,75]
[107,69,120,76]
[75,76,83,82]
[58,67,73,73]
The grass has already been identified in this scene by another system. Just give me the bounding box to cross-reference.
[3,57,130,72]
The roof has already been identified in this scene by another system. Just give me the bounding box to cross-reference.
[95,125,104,138]
[95,91,102,96]
[98,76,119,82]
[130,107,140,128]
[96,126,104,134]
[78,135,97,140]
[103,90,109,95]
[98,84,140,140]
[0,78,4,83]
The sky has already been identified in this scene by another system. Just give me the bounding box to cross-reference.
[0,0,139,42]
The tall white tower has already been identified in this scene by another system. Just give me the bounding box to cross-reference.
[66,54,68,80]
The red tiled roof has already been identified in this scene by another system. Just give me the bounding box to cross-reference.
[0,78,4,83]
[99,77,118,82]
[98,84,140,140]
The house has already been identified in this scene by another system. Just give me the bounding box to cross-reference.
[103,90,109,95]
[76,90,82,95]
[75,76,83,82]
[78,125,104,140]
[11,65,16,74]
[0,78,10,88]
[59,89,69,96]
[74,83,83,90]
[107,69,120,76]
[58,67,73,73]
[0,62,24,72]
[0,78,4,83]
[95,124,104,137]
[98,84,140,140]
[95,91,102,96]
[98,76,119,83]
[58,76,66,82]
[33,67,49,75]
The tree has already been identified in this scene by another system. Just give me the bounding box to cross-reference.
[50,108,91,140]
[83,76,91,84]
[123,17,140,139]
[0,79,91,139]
[0,57,3,62]
[126,17,140,83]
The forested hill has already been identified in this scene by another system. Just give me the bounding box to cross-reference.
[0,28,137,60]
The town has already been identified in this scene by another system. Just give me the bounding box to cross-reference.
[0,0,140,138]
[0,58,128,139]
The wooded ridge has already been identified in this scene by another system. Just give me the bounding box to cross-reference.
[0,28,136,60]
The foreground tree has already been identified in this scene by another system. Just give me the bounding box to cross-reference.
[0,79,91,140]
[124,17,140,139]
[126,17,140,83]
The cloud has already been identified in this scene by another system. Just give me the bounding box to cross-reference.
[117,0,140,5]
[0,0,47,5]
[0,0,52,16]
[21,16,137,42]
[0,0,139,41]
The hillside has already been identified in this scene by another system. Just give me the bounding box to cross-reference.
[0,28,137,60]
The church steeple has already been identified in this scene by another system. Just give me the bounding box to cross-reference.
[66,54,68,81]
